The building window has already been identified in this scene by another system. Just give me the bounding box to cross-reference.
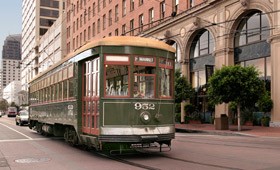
[234,11,271,82]
[189,29,215,90]
[122,24,126,35]
[130,0,134,11]
[76,35,79,48]
[88,7,91,20]
[84,10,87,24]
[73,38,75,49]
[139,0,143,6]
[115,5,119,21]
[115,29,119,36]
[160,1,165,20]
[80,14,83,27]
[139,14,144,32]
[77,1,79,13]
[122,0,126,16]
[80,32,83,45]
[190,0,194,8]
[84,29,86,43]
[235,11,269,46]
[98,0,101,12]
[73,21,75,33]
[103,14,106,30]
[92,22,96,37]
[109,10,112,26]
[174,0,179,14]
[130,19,134,36]
[103,0,106,8]
[97,19,100,33]
[149,8,154,27]
[191,30,214,58]
[93,3,96,17]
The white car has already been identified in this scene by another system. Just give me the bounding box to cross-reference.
[15,110,29,126]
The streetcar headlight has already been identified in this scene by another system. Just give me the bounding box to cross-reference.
[143,114,149,121]
[140,112,151,124]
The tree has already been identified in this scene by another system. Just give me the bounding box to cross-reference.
[174,69,195,123]
[207,65,265,131]
[0,99,9,112]
[174,69,194,103]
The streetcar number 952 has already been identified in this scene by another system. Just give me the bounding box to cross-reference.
[134,102,155,110]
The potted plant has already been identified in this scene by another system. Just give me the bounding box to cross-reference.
[241,107,254,126]
[257,91,273,127]
[184,104,201,124]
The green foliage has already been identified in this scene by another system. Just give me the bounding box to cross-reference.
[0,99,8,111]
[257,91,273,113]
[184,103,195,114]
[174,69,194,103]
[229,102,237,113]
[207,65,265,106]
[174,103,181,113]
[261,116,270,127]
[175,113,181,123]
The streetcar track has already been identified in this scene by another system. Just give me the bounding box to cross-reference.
[176,138,280,150]
[159,154,243,170]
[134,150,243,170]
[93,151,160,170]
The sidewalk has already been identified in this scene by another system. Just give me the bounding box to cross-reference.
[175,123,280,138]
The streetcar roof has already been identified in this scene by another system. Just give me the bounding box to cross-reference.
[68,36,176,57]
[30,36,175,83]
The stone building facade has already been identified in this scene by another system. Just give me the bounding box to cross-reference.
[65,0,280,126]
[143,0,280,126]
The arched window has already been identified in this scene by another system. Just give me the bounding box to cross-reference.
[235,11,269,46]
[191,29,214,58]
[189,29,215,90]
[234,11,271,83]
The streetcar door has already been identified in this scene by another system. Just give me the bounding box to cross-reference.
[82,58,100,135]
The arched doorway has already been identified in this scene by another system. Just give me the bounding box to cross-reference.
[233,10,271,125]
[189,29,215,123]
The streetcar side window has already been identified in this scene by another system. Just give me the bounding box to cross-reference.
[68,78,74,98]
[159,58,174,98]
[159,68,172,97]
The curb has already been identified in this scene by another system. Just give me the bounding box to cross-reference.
[175,127,256,137]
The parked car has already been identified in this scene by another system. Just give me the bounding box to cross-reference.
[7,107,17,117]
[15,110,29,126]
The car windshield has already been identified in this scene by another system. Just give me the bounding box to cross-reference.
[20,111,28,116]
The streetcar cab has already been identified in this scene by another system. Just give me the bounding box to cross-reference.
[91,37,176,152]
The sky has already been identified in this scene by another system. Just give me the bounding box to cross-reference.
[0,1,22,54]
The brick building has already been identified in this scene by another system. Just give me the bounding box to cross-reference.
[63,0,280,127]
[65,0,204,53]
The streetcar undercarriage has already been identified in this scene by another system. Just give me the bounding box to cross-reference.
[29,120,173,153]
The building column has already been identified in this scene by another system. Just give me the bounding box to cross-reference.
[269,35,280,127]
[212,48,234,129]
[269,0,280,127]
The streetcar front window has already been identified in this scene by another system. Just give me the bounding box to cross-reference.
[105,65,129,97]
[133,66,156,98]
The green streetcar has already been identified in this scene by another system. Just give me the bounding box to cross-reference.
[28,36,176,152]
